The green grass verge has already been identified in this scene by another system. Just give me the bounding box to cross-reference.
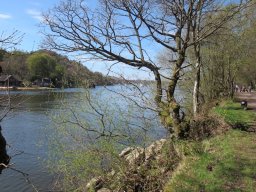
[164,130,256,192]
[212,100,256,126]
[164,100,256,192]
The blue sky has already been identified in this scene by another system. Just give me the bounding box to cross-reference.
[0,0,60,51]
[0,0,155,79]
[0,0,102,50]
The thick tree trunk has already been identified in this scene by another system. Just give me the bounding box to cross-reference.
[0,127,10,173]
[158,53,186,137]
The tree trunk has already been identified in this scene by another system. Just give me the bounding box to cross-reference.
[158,52,186,137]
[192,1,203,116]
[193,53,201,115]
[0,127,10,174]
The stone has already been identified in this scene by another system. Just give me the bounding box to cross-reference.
[145,139,166,161]
[119,147,134,158]
[119,139,167,166]
[86,177,103,191]
[120,147,144,165]
[121,147,144,165]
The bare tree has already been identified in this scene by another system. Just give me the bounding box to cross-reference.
[42,0,249,137]
[0,30,23,50]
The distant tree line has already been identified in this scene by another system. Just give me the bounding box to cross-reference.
[0,49,118,88]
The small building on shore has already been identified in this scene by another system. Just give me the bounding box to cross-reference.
[0,75,22,87]
[32,78,53,87]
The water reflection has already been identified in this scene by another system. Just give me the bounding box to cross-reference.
[0,90,62,191]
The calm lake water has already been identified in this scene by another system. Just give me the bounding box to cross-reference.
[0,85,167,192]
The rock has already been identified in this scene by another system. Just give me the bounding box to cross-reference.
[86,177,103,191]
[119,147,144,165]
[109,169,115,176]
[119,139,167,166]
[145,139,166,161]
[119,147,134,158]
[95,139,172,191]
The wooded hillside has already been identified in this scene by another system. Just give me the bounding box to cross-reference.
[0,49,117,88]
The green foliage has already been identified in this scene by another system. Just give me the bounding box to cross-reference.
[199,4,256,100]
[27,52,57,80]
[0,50,29,80]
[51,139,121,191]
[200,28,241,100]
[0,49,117,87]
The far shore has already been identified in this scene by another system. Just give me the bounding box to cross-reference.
[0,86,56,91]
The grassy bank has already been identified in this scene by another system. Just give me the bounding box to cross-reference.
[164,100,256,192]
[213,100,256,127]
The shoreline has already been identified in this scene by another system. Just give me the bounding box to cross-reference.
[0,86,56,91]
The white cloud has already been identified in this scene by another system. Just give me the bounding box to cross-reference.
[0,13,11,20]
[26,9,43,21]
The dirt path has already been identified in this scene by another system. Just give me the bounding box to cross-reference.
[235,91,256,110]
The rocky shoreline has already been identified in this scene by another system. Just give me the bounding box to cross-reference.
[85,114,229,192]
[86,138,181,192]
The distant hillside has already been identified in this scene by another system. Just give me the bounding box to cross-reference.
[0,49,119,88]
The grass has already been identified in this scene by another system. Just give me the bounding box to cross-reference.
[213,100,256,126]
[165,130,256,192]
[164,100,256,192]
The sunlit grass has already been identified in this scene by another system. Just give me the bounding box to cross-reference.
[213,100,256,126]
[164,100,256,192]
[164,130,256,192]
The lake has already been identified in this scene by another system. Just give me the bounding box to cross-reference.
[0,85,167,192]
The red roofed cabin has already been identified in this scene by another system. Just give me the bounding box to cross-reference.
[0,75,21,87]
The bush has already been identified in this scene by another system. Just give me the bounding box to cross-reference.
[179,115,229,141]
